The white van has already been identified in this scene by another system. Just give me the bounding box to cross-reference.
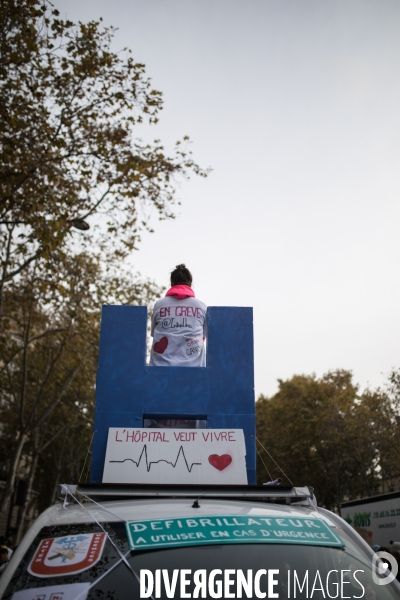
[0,484,399,599]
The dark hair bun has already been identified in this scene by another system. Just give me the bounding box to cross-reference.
[170,264,192,286]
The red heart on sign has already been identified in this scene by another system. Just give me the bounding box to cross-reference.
[153,336,168,354]
[208,454,232,471]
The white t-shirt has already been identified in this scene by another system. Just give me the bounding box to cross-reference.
[150,294,207,367]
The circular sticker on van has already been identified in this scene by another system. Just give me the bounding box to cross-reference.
[28,533,107,577]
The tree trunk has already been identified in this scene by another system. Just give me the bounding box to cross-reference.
[0,431,27,515]
[15,439,39,544]
[49,433,68,505]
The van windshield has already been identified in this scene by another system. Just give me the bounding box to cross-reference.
[3,521,399,599]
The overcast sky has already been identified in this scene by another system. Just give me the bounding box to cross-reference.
[56,0,400,398]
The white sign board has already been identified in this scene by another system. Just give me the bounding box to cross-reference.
[340,494,400,547]
[103,428,247,484]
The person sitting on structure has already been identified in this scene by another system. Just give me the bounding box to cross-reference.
[150,264,207,367]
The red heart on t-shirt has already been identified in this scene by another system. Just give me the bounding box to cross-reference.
[153,336,168,354]
[208,454,232,471]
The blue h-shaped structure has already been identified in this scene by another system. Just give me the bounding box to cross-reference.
[90,306,256,484]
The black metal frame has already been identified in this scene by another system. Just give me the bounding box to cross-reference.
[57,483,312,505]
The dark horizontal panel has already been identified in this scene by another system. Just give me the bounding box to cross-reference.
[57,483,311,503]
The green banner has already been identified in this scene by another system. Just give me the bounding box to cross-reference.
[125,515,344,551]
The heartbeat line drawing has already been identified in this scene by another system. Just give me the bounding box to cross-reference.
[109,444,202,473]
